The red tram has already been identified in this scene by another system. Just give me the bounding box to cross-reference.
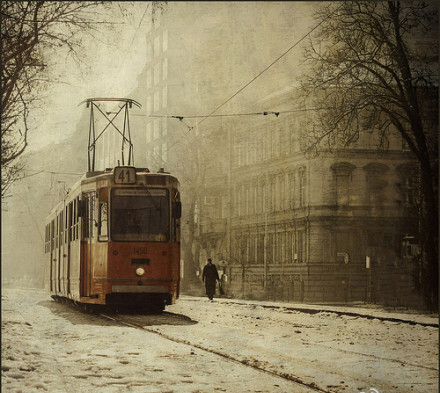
[44,166,181,312]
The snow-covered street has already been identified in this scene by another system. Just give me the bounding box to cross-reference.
[2,288,438,393]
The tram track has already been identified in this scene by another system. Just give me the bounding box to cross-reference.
[98,312,334,393]
[67,295,437,376]
[97,308,437,390]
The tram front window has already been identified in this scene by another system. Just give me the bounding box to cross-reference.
[111,189,170,241]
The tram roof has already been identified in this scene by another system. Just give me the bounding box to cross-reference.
[46,167,179,218]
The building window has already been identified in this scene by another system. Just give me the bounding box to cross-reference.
[256,134,263,161]
[162,117,167,136]
[331,162,355,207]
[335,173,349,206]
[154,90,160,112]
[257,234,264,263]
[256,181,262,213]
[146,41,153,60]
[154,35,160,57]
[253,183,258,214]
[363,163,389,207]
[298,168,306,207]
[287,231,295,263]
[146,95,152,114]
[396,163,418,208]
[244,235,249,265]
[276,232,283,263]
[153,145,160,161]
[297,230,305,263]
[162,58,168,81]
[237,186,242,216]
[163,29,168,52]
[272,127,281,157]
[161,143,167,163]
[277,176,284,211]
[288,173,295,209]
[244,185,249,216]
[153,119,160,139]
[267,233,274,264]
[162,86,167,108]
[146,69,152,89]
[221,196,228,219]
[268,180,274,212]
[279,174,285,210]
[403,176,416,206]
[248,141,257,164]
[249,235,256,264]
[235,144,246,166]
[146,123,152,142]
[289,123,296,153]
[154,63,160,85]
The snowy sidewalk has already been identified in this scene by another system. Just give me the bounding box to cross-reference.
[181,295,439,327]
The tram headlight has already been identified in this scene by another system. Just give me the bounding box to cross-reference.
[135,267,145,276]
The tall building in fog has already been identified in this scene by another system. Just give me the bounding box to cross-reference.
[131,2,313,171]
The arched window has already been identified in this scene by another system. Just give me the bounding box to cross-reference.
[331,162,356,206]
[363,163,389,207]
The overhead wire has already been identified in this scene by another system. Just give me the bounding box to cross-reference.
[18,170,83,180]
[135,107,337,120]
[111,3,151,88]
[188,2,345,130]
[161,2,345,153]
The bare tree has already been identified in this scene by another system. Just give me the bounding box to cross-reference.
[1,1,108,197]
[299,2,438,310]
[173,127,210,289]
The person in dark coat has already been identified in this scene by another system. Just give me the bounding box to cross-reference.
[202,258,219,301]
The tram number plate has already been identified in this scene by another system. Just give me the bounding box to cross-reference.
[114,167,136,184]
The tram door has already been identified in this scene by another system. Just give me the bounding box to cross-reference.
[50,220,55,292]
[66,202,72,294]
[57,214,62,294]
[80,193,94,297]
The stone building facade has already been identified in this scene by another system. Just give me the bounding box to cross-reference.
[197,88,422,306]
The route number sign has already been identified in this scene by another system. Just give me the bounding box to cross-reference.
[114,167,136,184]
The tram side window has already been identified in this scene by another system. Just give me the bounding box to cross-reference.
[45,225,49,253]
[90,195,95,238]
[56,216,59,249]
[82,196,95,239]
[68,202,73,242]
[76,197,80,239]
[82,197,90,238]
[73,198,78,240]
[46,224,51,253]
[60,211,64,247]
[51,220,55,251]
[65,206,69,244]
[98,201,108,241]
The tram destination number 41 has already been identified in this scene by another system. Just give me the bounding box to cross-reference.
[114,167,136,184]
